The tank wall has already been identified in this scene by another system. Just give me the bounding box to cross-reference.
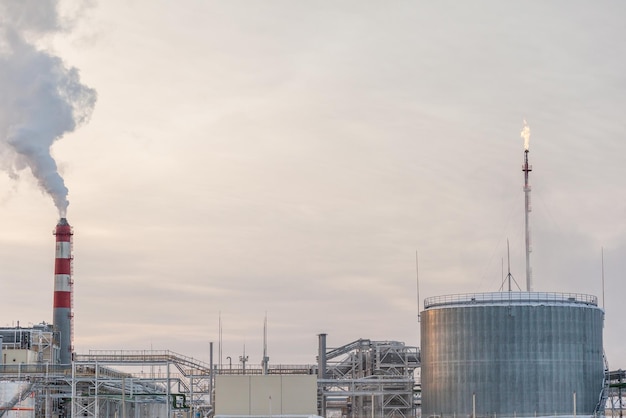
[421,303,604,417]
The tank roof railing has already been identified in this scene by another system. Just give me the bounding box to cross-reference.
[424,291,598,309]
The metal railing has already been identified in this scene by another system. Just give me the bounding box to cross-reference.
[76,350,315,376]
[424,292,598,309]
[0,364,70,376]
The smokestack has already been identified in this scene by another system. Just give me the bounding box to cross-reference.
[318,333,327,379]
[53,218,73,364]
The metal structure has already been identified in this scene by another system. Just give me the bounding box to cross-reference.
[0,350,214,417]
[0,347,318,417]
[71,350,215,417]
[0,324,56,364]
[521,121,533,291]
[53,218,74,364]
[421,292,605,418]
[317,335,420,418]
[606,369,625,417]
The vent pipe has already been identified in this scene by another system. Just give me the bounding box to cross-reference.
[318,333,327,379]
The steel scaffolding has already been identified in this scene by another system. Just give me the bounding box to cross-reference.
[1,335,420,417]
[317,337,420,418]
[70,350,214,417]
[606,369,625,417]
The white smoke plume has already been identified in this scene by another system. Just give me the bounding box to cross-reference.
[0,0,97,217]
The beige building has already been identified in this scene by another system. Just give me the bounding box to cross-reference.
[215,375,319,417]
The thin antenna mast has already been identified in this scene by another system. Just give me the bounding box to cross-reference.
[601,247,605,310]
[218,312,222,371]
[262,312,269,375]
[416,251,420,321]
[508,240,512,291]
[416,250,422,351]
[500,239,521,292]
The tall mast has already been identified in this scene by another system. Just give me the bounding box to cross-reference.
[262,312,269,375]
[521,121,532,291]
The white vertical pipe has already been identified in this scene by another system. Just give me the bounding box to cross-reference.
[473,392,476,418]
[71,362,76,418]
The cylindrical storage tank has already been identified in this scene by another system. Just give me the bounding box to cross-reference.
[421,292,604,418]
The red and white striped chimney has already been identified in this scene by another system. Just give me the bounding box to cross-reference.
[53,218,73,364]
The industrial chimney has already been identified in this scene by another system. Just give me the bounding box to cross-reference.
[53,218,73,364]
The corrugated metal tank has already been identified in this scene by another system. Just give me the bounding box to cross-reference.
[421,292,604,418]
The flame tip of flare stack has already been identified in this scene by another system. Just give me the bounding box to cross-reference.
[520,119,531,152]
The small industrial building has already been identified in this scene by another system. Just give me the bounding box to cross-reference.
[215,375,318,416]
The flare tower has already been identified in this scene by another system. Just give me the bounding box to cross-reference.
[523,148,532,291]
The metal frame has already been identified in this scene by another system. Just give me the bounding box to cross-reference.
[319,339,420,418]
[606,369,625,417]
[69,350,215,417]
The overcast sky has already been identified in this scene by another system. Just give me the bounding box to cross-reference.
[1,0,625,368]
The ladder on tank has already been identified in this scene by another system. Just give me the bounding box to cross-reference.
[594,351,610,416]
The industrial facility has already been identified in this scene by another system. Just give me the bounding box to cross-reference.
[0,322,420,417]
[0,130,624,417]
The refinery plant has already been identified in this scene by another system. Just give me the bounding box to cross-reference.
[0,136,624,418]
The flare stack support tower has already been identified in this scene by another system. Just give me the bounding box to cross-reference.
[523,146,532,291]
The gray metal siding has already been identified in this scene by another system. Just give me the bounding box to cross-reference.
[421,303,604,417]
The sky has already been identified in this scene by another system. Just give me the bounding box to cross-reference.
[1,0,625,368]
